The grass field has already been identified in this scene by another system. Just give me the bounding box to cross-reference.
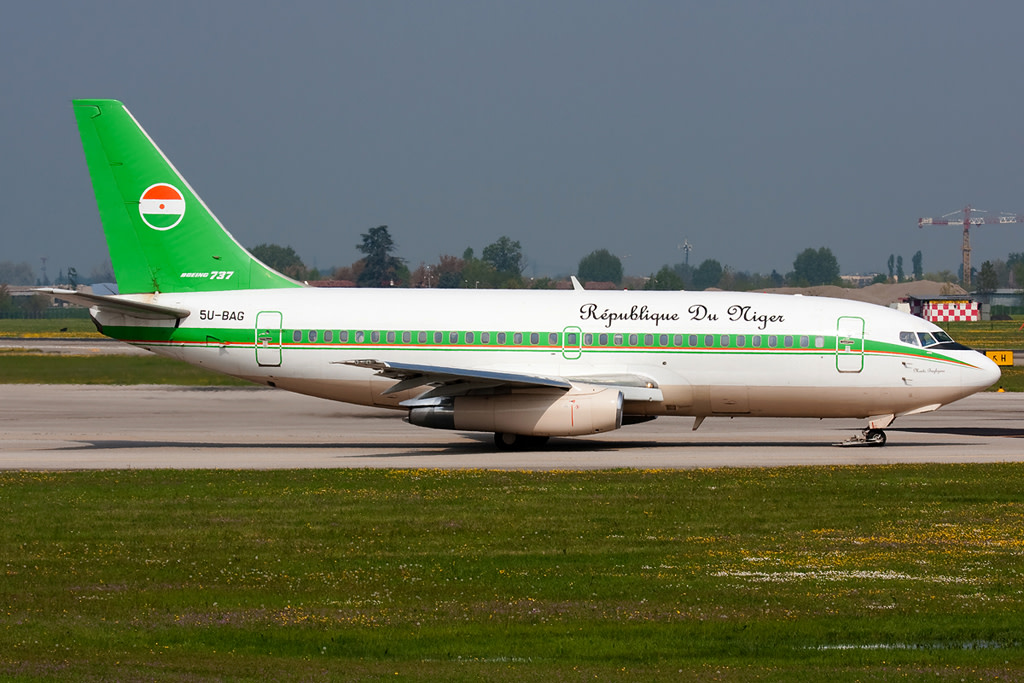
[0,353,253,386]
[941,320,1024,350]
[1,466,1022,680]
[0,319,101,338]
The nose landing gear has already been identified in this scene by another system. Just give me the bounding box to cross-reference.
[835,415,894,447]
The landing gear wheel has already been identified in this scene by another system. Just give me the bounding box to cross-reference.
[494,433,549,451]
[835,428,888,447]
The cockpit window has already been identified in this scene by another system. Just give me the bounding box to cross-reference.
[933,331,954,344]
[917,332,937,347]
[899,331,919,345]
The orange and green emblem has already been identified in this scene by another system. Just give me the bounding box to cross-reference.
[139,183,185,230]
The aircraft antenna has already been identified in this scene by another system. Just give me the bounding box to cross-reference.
[917,205,1024,289]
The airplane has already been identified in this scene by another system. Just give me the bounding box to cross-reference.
[46,99,1001,449]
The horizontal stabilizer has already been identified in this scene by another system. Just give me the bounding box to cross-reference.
[37,288,190,321]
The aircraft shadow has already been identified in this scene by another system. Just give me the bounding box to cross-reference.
[890,427,1024,439]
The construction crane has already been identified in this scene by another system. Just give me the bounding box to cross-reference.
[918,205,1024,289]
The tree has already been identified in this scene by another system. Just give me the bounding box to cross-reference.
[912,250,923,280]
[1009,253,1024,290]
[356,225,404,287]
[435,254,465,288]
[895,255,904,282]
[792,247,840,286]
[976,261,999,293]
[250,243,308,279]
[692,259,723,290]
[644,265,684,290]
[0,261,35,285]
[887,254,895,281]
[577,249,623,285]
[482,236,524,276]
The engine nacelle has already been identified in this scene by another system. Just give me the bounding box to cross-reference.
[408,388,623,437]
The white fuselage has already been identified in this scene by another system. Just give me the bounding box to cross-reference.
[96,288,1000,428]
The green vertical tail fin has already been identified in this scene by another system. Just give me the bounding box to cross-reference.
[73,99,301,293]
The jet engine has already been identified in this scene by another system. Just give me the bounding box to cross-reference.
[408,387,623,437]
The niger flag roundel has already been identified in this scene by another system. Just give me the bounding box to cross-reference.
[139,183,185,230]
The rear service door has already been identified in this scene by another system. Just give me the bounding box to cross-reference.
[255,311,283,367]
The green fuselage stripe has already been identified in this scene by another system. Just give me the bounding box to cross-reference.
[101,324,978,369]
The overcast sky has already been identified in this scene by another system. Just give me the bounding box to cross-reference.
[3,1,1024,281]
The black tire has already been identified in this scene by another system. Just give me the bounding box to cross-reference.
[865,429,887,446]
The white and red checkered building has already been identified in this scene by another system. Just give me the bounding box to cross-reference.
[905,296,980,322]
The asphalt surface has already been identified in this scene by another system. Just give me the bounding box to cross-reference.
[2,385,1022,470]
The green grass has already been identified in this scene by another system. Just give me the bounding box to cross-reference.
[0,318,101,338]
[1,466,1022,680]
[940,320,1024,350]
[0,354,253,385]
[992,366,1024,392]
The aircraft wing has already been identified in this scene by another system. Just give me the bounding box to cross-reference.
[339,360,663,402]
[339,359,572,398]
[36,289,190,321]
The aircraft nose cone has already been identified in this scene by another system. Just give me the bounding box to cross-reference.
[969,352,1002,391]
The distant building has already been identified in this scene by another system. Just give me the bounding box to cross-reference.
[840,273,880,288]
[971,288,1023,312]
[904,295,980,322]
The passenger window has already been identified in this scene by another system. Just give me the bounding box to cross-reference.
[530,332,539,345]
[292,330,302,343]
[815,336,825,348]
[704,334,714,347]
[721,335,730,348]
[566,332,578,345]
[629,334,638,346]
[355,331,365,343]
[689,334,698,347]
[386,331,395,343]
[340,330,349,342]
[613,334,623,346]
[599,334,608,345]
[768,335,777,348]
[418,331,426,343]
[402,331,411,343]
[324,330,333,343]
[466,331,475,344]
[371,331,380,343]
[309,330,318,343]
[752,335,762,348]
[514,332,523,344]
[584,333,593,345]
[449,331,458,344]
[659,334,668,346]
[497,332,507,344]
[434,331,443,344]
[799,335,808,348]
[481,332,490,343]
[736,335,746,347]
[784,335,793,348]
[673,335,682,346]
[549,333,558,345]
[645,334,654,346]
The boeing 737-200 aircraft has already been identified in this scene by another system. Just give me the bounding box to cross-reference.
[47,99,1000,449]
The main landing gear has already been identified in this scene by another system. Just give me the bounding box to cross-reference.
[836,414,894,447]
[494,433,550,451]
